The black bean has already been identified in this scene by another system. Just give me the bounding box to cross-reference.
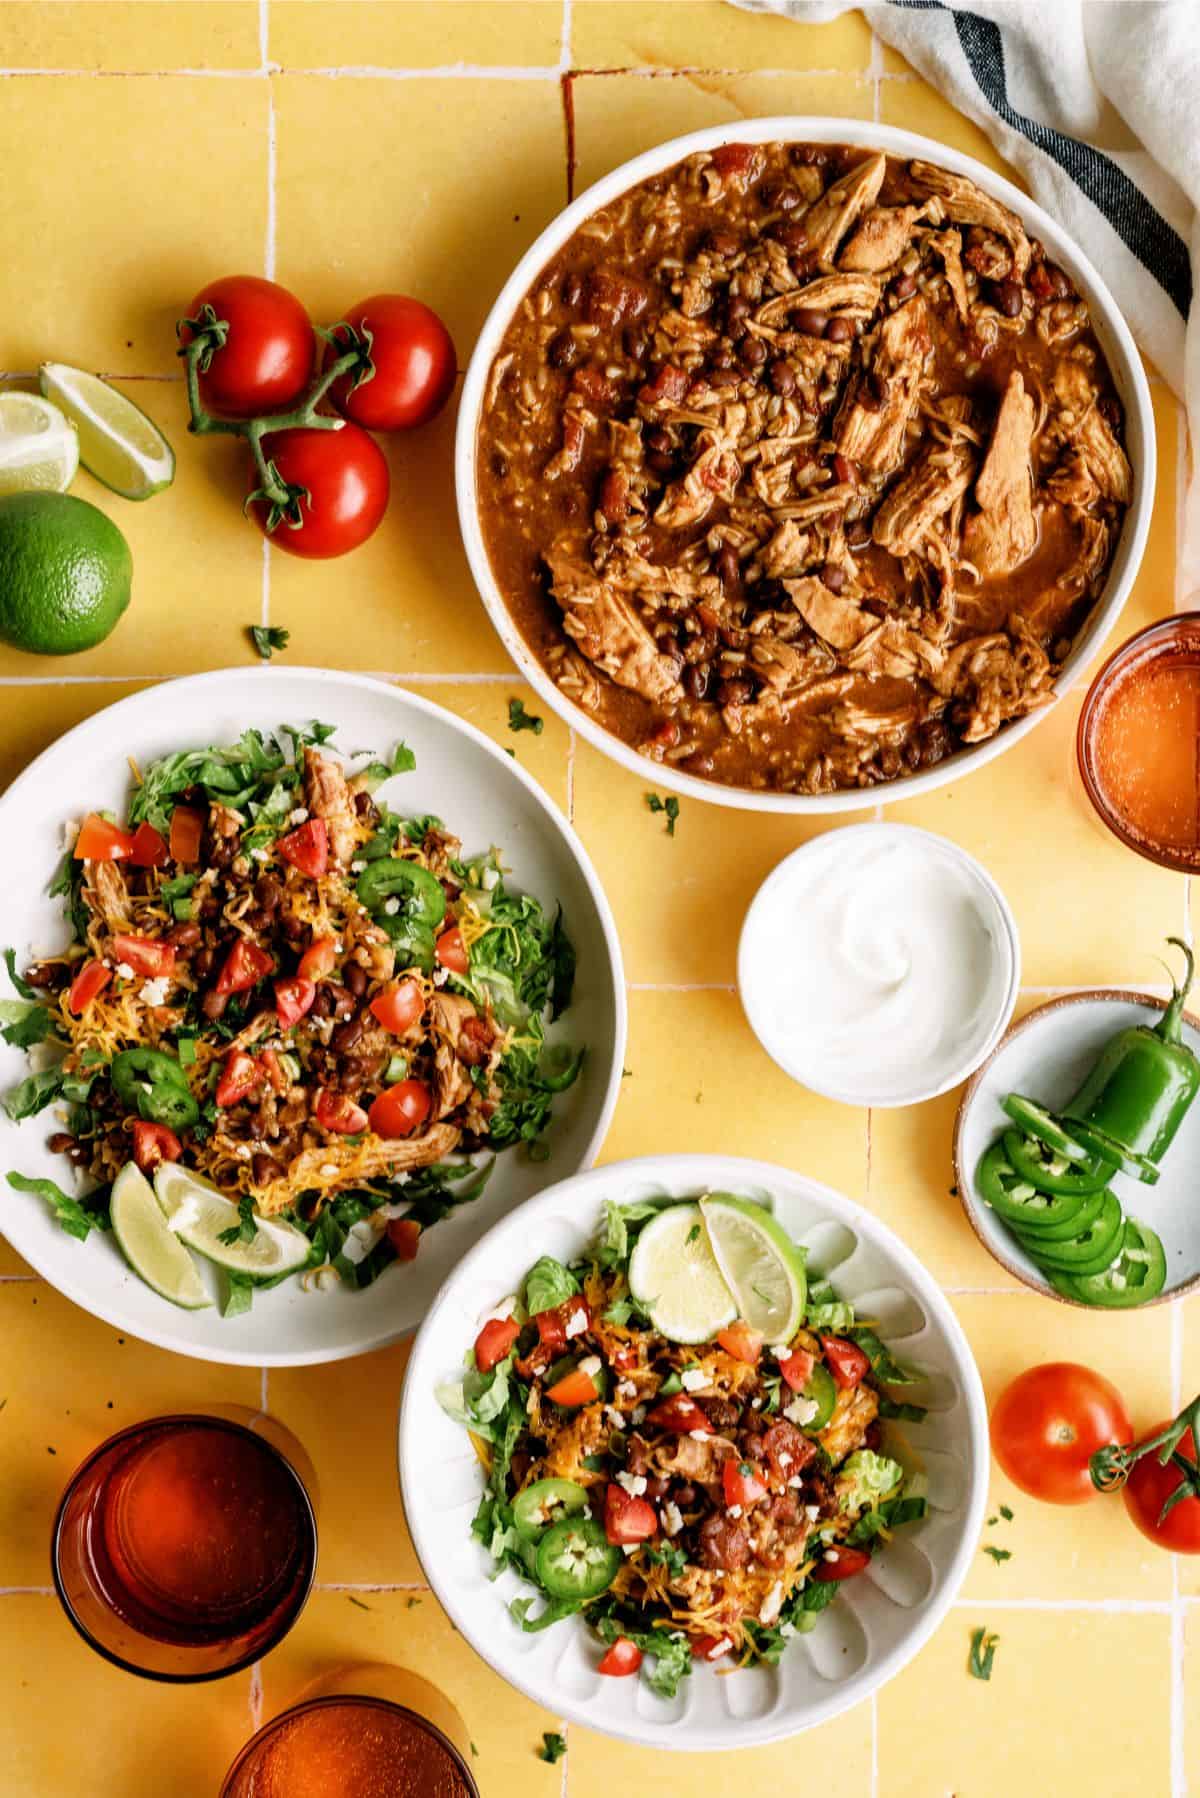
[846,518,872,548]
[166,922,201,947]
[709,367,740,388]
[717,677,753,708]
[726,295,751,324]
[547,329,578,371]
[1047,264,1072,299]
[790,143,827,166]
[490,449,509,480]
[255,873,283,911]
[794,307,829,338]
[716,543,743,595]
[647,451,677,478]
[23,962,67,989]
[327,983,355,1021]
[993,279,1023,318]
[344,962,367,998]
[312,985,335,1019]
[252,1153,277,1186]
[775,220,810,252]
[758,179,799,212]
[706,228,739,256]
[645,427,671,455]
[200,990,228,1021]
[686,663,712,701]
[739,334,767,369]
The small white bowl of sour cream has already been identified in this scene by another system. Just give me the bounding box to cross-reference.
[738,823,1020,1109]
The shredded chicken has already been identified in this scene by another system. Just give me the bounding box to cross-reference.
[963,370,1039,576]
[303,746,359,866]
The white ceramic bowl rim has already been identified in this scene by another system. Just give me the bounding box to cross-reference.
[456,115,1155,815]
[398,1153,991,1750]
[737,821,1021,1107]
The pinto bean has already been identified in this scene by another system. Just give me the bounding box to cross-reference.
[547,328,578,371]
[23,962,68,989]
[326,983,355,1020]
[739,334,767,370]
[774,219,810,252]
[993,279,1023,317]
[700,1396,741,1430]
[331,1012,364,1053]
[47,1132,76,1154]
[698,1513,750,1571]
[769,359,796,397]
[252,1153,277,1187]
[821,561,846,593]
[200,989,228,1021]
[793,307,829,338]
[824,316,854,344]
[671,1482,698,1508]
[705,228,740,257]
[891,272,917,300]
[344,962,367,998]
[254,873,283,912]
[758,178,799,212]
[166,922,202,947]
[686,663,712,701]
[717,677,753,708]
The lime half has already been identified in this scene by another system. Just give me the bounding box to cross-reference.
[110,1162,211,1309]
[0,392,79,496]
[39,362,174,500]
[700,1193,807,1341]
[627,1201,737,1344]
[154,1163,310,1282]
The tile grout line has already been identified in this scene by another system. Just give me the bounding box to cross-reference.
[1170,1295,1185,1798]
[566,728,577,823]
[869,1691,879,1798]
[260,38,276,641]
[249,1659,263,1732]
[868,24,883,123]
[559,0,572,72]
[0,62,921,82]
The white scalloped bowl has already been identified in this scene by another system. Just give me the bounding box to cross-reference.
[398,1154,988,1750]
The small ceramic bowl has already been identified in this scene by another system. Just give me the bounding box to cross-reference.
[955,990,1200,1305]
[737,823,1020,1109]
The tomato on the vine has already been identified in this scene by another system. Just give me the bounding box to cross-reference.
[1123,1423,1200,1553]
[326,294,456,431]
[181,275,315,417]
[248,423,390,559]
[991,1362,1131,1504]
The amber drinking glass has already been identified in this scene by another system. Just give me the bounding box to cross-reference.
[1077,613,1200,873]
[219,1664,480,1798]
[51,1411,317,1681]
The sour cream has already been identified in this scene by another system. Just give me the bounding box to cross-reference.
[738,824,1019,1106]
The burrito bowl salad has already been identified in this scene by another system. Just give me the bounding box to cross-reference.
[439,1193,927,1694]
[1,722,581,1315]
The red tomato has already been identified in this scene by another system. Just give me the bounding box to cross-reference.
[990,1363,1132,1505]
[535,1298,590,1353]
[811,1546,871,1583]
[274,975,316,1028]
[646,1395,711,1436]
[387,1217,421,1261]
[248,423,389,560]
[67,960,111,1015]
[604,1483,658,1544]
[597,1636,642,1677]
[369,978,424,1035]
[276,817,328,878]
[181,275,314,417]
[327,295,456,432]
[546,1367,601,1409]
[131,1120,182,1172]
[820,1334,871,1390]
[127,822,168,868]
[435,925,469,976]
[215,938,275,995]
[260,1047,288,1094]
[780,1348,815,1393]
[215,1050,263,1108]
[716,1322,763,1366]
[111,935,176,979]
[168,804,204,865]
[74,814,135,861]
[474,1316,520,1373]
[298,936,338,981]
[314,1088,369,1135]
[691,1634,731,1662]
[368,1079,431,1140]
[1123,1425,1200,1552]
[722,1458,768,1510]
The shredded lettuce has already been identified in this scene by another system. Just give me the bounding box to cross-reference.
[837,1450,905,1513]
[0,998,56,1050]
[6,1171,110,1241]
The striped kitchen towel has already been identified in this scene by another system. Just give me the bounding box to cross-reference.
[730,0,1199,596]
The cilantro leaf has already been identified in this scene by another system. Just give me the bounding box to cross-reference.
[217,1193,258,1247]
[999,1503,1014,1521]
[2,949,36,1000]
[357,741,417,791]
[508,697,544,736]
[968,1626,999,1680]
[537,1732,566,1764]
[982,1545,1012,1564]
[250,624,290,660]
[646,792,680,836]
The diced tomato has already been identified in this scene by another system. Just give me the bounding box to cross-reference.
[711,142,761,178]
[274,975,316,1028]
[168,804,204,865]
[610,1341,639,1373]
[545,1366,601,1409]
[127,822,169,868]
[820,1334,871,1390]
[535,1298,591,1352]
[604,1482,658,1545]
[260,1047,288,1094]
[779,1348,815,1393]
[111,934,176,979]
[314,1088,369,1135]
[691,1634,731,1662]
[811,1546,871,1583]
[131,1120,182,1172]
[716,1322,763,1366]
[369,977,424,1035]
[74,814,135,861]
[646,1395,711,1436]
[435,925,469,976]
[368,1079,431,1140]
[298,935,337,981]
[474,1316,520,1373]
[215,1050,263,1109]
[214,938,275,996]
[67,960,111,1015]
[638,363,689,407]
[722,1457,768,1510]
[276,817,328,878]
[387,1217,421,1261]
[597,1636,642,1678]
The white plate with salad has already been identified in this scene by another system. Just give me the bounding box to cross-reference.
[0,668,625,1365]
[399,1154,987,1749]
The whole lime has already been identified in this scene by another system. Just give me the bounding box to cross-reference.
[0,491,132,654]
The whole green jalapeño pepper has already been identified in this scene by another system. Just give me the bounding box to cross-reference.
[1060,938,1200,1181]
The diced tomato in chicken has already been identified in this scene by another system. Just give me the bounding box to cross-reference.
[820,1334,871,1390]
[474,1316,520,1373]
[368,1079,431,1140]
[779,1348,815,1392]
[645,1395,711,1436]
[716,1322,763,1365]
[369,977,423,1035]
[298,936,337,981]
[811,1545,871,1582]
[604,1483,657,1545]
[722,1458,768,1510]
[313,1088,368,1135]
[131,1120,182,1172]
[274,975,316,1028]
[276,817,328,878]
[168,804,204,865]
[215,1050,263,1108]
[387,1217,421,1261]
[67,960,111,1015]
[597,1636,642,1677]
[435,925,469,975]
[127,822,169,868]
[545,1366,601,1409]
[260,1047,288,1094]
[111,934,175,979]
[638,363,689,407]
[74,814,135,861]
[214,938,274,995]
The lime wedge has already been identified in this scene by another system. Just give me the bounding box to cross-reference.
[627,1201,737,1344]
[700,1193,807,1341]
[110,1163,211,1309]
[39,362,174,500]
[154,1162,310,1282]
[0,392,79,496]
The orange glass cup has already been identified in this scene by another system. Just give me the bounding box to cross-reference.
[1077,613,1200,873]
[52,1410,318,1682]
[219,1664,480,1798]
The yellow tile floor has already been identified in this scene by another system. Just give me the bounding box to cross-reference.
[0,3,1193,1793]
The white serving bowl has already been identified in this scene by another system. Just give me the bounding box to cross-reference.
[738,822,1021,1107]
[456,117,1154,814]
[0,668,625,1366]
[398,1154,989,1750]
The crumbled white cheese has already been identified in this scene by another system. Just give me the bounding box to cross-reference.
[577,1355,602,1379]
[823,1549,840,1564]
[769,1344,792,1362]
[564,1308,588,1340]
[680,1368,708,1393]
[315,1265,341,1292]
[687,1429,709,1441]
[804,1504,821,1523]
[234,1144,252,1161]
[615,1471,647,1498]
[727,1504,742,1519]
[705,1636,733,1660]
[604,1407,627,1432]
[616,1379,638,1400]
[758,1581,784,1626]
[622,1544,638,1556]
[350,859,366,873]
[333,940,343,952]
[138,977,171,1007]
[780,1621,797,1640]
[777,1451,793,1469]
[631,1405,647,1426]
[289,807,310,825]
[481,865,500,891]
[662,1501,684,1536]
[250,847,268,862]
[60,817,81,851]
[787,1476,803,1489]
[783,1395,819,1428]
[383,897,400,916]
[339,1221,377,1267]
[750,1397,763,1410]
[319,1162,339,1178]
[114,961,135,981]
[433,969,449,987]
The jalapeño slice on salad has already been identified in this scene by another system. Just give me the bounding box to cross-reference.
[799,1361,838,1431]
[535,1516,621,1602]
[513,1479,590,1541]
